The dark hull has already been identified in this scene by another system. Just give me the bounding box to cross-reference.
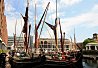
[43,58,83,68]
[42,52,83,68]
[9,55,46,68]
[9,53,83,68]
[10,60,45,68]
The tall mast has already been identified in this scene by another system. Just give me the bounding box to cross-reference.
[22,0,29,52]
[34,0,38,49]
[14,20,17,49]
[55,0,58,51]
[34,0,36,26]
[35,2,50,49]
[27,0,29,7]
[56,0,57,18]
[26,0,29,52]
[63,32,65,52]
[74,28,76,50]
[44,1,59,51]
[15,20,17,36]
[28,24,31,47]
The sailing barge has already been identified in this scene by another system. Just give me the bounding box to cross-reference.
[9,1,49,68]
[41,0,83,68]
[9,0,83,68]
[42,18,83,68]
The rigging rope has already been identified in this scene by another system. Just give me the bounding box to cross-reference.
[39,7,48,39]
[45,25,53,39]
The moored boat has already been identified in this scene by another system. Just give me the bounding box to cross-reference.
[44,50,83,68]
[9,1,50,68]
[41,0,83,67]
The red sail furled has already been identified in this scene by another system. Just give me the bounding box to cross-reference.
[22,7,28,33]
[21,6,28,52]
[45,22,55,30]
[45,20,59,51]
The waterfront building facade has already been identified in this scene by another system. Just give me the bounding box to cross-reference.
[86,43,98,50]
[0,0,8,45]
[7,36,24,51]
[38,38,73,52]
[7,36,33,51]
[85,33,98,50]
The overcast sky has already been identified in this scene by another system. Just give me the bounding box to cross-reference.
[4,0,98,42]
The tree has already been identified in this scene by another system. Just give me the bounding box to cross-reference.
[83,38,96,49]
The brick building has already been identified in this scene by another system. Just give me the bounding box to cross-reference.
[0,0,8,45]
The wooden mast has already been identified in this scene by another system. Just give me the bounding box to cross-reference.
[34,2,50,53]
[25,0,29,53]
[73,29,81,50]
[21,0,29,53]
[34,0,38,49]
[74,28,77,50]
[14,20,17,50]
[59,18,64,53]
[44,0,59,51]
[55,0,59,52]
[28,24,31,48]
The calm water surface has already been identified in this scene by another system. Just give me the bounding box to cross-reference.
[83,59,98,68]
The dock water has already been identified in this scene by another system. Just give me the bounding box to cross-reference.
[83,59,98,68]
[83,55,98,60]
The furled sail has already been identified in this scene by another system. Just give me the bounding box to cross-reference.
[21,3,29,52]
[22,7,28,33]
[45,19,59,51]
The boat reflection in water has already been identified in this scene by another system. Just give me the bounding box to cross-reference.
[83,59,98,68]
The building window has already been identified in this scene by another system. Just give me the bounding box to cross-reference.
[47,43,51,48]
[44,45,47,48]
[44,41,47,44]
[91,46,95,50]
[43,41,47,48]
[41,41,43,44]
[66,45,69,50]
[96,46,98,50]
[41,45,43,48]
[48,45,51,48]
[39,45,41,48]
[87,46,89,50]
[65,45,69,48]
[58,44,61,48]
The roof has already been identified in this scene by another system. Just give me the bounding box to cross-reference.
[87,43,98,45]
[86,43,98,46]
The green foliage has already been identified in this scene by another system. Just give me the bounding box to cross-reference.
[83,38,96,48]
